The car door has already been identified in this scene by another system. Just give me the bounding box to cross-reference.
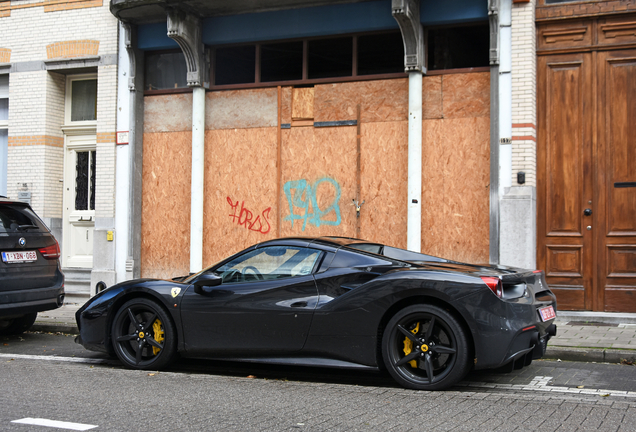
[180,245,322,356]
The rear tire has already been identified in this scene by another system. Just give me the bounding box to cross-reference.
[0,313,37,335]
[382,304,470,390]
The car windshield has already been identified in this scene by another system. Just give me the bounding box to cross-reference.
[0,204,48,234]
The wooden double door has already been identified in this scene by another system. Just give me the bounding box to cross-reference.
[538,17,636,312]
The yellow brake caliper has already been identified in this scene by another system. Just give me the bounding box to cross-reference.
[402,322,420,368]
[152,319,165,355]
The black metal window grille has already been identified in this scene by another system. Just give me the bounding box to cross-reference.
[75,150,96,211]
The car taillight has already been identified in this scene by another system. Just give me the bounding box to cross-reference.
[481,276,503,298]
[39,241,60,260]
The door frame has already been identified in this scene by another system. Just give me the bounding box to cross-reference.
[61,130,96,268]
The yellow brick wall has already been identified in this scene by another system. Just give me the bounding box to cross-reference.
[46,40,99,59]
[0,48,10,63]
[8,135,64,148]
[96,132,115,144]
[0,0,102,18]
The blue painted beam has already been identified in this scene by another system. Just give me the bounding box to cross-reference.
[137,0,488,51]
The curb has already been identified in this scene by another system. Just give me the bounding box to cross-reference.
[32,323,79,334]
[545,346,636,363]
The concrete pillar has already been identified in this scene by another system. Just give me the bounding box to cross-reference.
[407,72,422,252]
[123,23,145,280]
[392,0,425,252]
[167,9,209,273]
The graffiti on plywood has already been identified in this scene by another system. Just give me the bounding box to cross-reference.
[227,197,272,234]
[283,177,341,231]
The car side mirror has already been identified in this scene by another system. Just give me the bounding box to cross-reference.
[193,273,222,295]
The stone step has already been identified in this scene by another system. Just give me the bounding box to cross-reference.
[61,267,91,297]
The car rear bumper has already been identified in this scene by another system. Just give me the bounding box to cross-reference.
[497,323,557,370]
[0,285,65,317]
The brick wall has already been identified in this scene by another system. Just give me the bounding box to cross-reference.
[46,40,99,59]
[536,0,636,20]
[1,2,117,63]
[0,0,103,18]
[511,0,537,187]
[0,48,10,63]
[1,0,117,220]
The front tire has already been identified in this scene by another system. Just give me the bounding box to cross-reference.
[111,298,177,370]
[382,304,470,390]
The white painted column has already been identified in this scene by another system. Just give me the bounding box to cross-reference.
[407,71,423,252]
[499,0,513,193]
[190,86,205,273]
[115,22,131,283]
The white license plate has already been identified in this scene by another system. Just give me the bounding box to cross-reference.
[1,251,37,263]
[539,305,556,322]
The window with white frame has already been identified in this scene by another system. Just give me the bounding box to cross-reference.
[0,74,8,196]
[65,75,97,125]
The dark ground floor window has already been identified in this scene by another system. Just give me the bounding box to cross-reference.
[143,23,490,93]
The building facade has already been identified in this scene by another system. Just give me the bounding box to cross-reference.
[2,0,632,313]
[534,0,636,312]
[109,0,633,312]
[0,0,119,299]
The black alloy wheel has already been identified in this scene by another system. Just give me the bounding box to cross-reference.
[111,298,177,370]
[382,304,470,390]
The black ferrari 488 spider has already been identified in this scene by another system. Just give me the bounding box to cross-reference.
[76,237,557,390]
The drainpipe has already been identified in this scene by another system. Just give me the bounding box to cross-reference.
[393,0,425,252]
[167,9,208,273]
[115,22,131,283]
[489,0,501,264]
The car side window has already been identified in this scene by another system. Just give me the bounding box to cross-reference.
[215,246,321,284]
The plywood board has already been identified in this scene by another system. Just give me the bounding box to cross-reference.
[144,94,193,133]
[442,72,490,119]
[280,86,292,124]
[279,126,357,238]
[141,131,192,279]
[359,121,408,248]
[206,88,277,130]
[423,75,443,120]
[422,117,490,263]
[314,79,408,123]
[292,87,314,120]
[202,127,279,266]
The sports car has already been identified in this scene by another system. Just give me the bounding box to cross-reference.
[75,237,557,390]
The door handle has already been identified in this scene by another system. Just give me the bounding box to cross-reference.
[290,301,308,308]
[583,208,592,216]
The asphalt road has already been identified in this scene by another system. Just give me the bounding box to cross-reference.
[1,331,635,431]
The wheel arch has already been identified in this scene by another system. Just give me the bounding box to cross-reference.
[104,291,179,356]
[375,295,475,371]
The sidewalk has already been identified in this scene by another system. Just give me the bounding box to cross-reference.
[32,302,636,364]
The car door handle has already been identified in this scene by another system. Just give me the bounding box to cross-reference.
[290,301,308,308]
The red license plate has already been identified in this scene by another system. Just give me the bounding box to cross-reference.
[539,305,556,322]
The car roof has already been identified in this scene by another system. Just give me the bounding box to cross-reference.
[0,197,30,207]
[254,236,378,250]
